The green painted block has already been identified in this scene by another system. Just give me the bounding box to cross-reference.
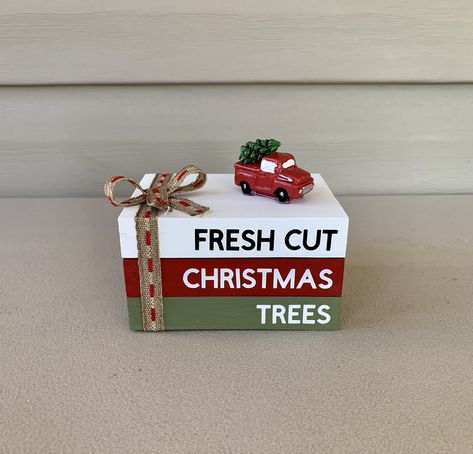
[127,296,341,331]
[127,297,144,331]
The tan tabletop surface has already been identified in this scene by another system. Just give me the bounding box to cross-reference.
[1,196,472,453]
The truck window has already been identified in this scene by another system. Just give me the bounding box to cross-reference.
[282,159,295,169]
[260,159,277,173]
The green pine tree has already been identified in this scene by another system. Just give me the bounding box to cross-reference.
[239,139,281,164]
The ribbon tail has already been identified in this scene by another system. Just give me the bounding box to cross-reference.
[168,197,209,216]
[136,206,164,331]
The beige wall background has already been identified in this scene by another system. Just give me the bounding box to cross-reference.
[1,0,473,196]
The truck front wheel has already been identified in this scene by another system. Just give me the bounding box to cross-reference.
[275,188,289,203]
[240,181,252,195]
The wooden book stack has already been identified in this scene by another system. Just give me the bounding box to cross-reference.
[117,174,349,330]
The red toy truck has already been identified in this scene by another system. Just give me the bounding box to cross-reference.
[234,152,314,203]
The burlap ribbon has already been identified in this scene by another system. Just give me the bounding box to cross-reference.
[104,165,209,331]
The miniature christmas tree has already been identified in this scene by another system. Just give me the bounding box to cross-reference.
[239,139,281,164]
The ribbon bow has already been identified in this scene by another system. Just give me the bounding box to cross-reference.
[104,165,209,215]
[105,165,209,331]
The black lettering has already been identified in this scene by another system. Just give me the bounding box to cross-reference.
[226,229,240,251]
[285,229,301,250]
[257,230,275,251]
[194,229,207,251]
[323,229,338,251]
[303,229,321,251]
[241,229,256,251]
[209,229,224,251]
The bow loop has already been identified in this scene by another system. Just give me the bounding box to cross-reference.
[104,175,147,207]
[167,165,207,195]
[105,166,209,216]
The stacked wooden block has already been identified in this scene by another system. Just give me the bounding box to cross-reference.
[118,174,348,330]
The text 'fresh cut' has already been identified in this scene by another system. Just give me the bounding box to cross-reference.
[194,228,339,252]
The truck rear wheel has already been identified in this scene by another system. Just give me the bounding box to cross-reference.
[240,181,252,195]
[275,188,289,203]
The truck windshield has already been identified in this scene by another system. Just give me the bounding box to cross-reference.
[282,159,295,169]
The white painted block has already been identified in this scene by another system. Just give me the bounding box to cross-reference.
[118,174,349,259]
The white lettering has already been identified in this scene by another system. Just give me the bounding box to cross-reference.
[319,269,333,289]
[273,268,295,289]
[235,268,241,288]
[256,304,271,324]
[272,305,286,324]
[296,269,317,289]
[220,268,234,289]
[256,304,333,325]
[317,304,331,324]
[183,268,199,288]
[287,305,301,324]
[242,268,256,288]
[201,268,218,289]
[257,268,272,289]
[181,267,335,292]
[302,304,316,324]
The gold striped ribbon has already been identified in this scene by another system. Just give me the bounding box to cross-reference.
[104,165,209,331]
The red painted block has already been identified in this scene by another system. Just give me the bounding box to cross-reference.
[123,258,344,297]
